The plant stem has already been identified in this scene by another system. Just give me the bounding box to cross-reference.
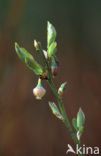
[48,76,82,156]
[37,43,82,156]
[48,74,78,143]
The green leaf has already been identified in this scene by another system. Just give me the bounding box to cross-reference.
[15,42,33,61]
[15,42,43,75]
[77,108,85,131]
[25,57,43,75]
[72,118,78,131]
[47,42,57,57]
[49,102,64,120]
[79,127,84,133]
[58,82,67,96]
[47,21,56,47]
[59,82,67,90]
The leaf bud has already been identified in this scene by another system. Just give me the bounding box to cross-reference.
[77,108,85,132]
[49,102,64,120]
[58,82,67,96]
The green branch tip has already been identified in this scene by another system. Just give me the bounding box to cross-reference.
[14,21,85,152]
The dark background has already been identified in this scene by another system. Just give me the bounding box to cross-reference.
[0,0,101,156]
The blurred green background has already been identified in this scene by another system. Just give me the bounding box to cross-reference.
[0,0,101,156]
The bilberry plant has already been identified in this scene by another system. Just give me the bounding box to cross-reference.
[15,21,85,156]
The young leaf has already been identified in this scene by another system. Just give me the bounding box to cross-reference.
[47,42,57,57]
[25,57,43,75]
[58,82,67,96]
[77,108,85,131]
[49,102,64,120]
[79,127,84,134]
[34,40,39,50]
[15,42,43,75]
[15,42,33,61]
[59,82,67,90]
[72,118,78,131]
[47,21,56,47]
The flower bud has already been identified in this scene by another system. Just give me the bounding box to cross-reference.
[51,61,58,76]
[33,78,46,100]
[34,40,39,50]
[43,50,50,60]
[55,56,60,66]
[43,50,48,59]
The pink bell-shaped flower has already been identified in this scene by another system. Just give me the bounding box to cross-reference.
[33,78,46,100]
